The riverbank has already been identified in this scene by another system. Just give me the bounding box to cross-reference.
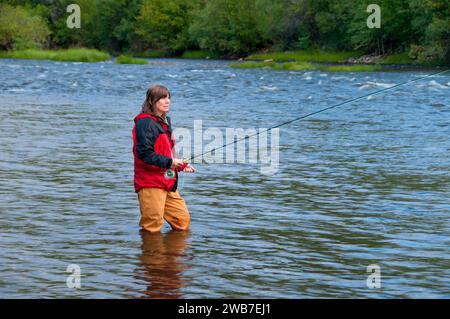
[0,48,111,62]
[230,50,443,72]
[133,50,220,60]
[0,48,218,64]
[0,48,446,71]
[230,61,382,72]
[115,55,148,64]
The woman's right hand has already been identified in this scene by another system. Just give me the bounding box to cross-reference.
[170,158,185,170]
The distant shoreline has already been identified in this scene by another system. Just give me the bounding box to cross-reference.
[230,50,447,72]
[0,48,447,72]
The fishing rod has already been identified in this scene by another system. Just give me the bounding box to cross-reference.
[187,68,449,163]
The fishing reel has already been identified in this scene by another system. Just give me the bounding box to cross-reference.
[164,159,190,180]
[164,169,176,180]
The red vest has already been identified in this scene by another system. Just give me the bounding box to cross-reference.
[132,113,176,192]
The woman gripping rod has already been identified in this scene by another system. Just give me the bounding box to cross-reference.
[132,84,195,233]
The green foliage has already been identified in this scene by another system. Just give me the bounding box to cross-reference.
[247,50,360,63]
[115,54,148,64]
[0,48,50,59]
[189,0,263,55]
[230,61,381,72]
[230,61,276,69]
[181,50,219,59]
[348,0,412,55]
[378,52,415,64]
[50,48,111,62]
[271,61,316,71]
[322,64,381,72]
[47,0,98,48]
[135,0,199,53]
[0,48,111,62]
[89,0,142,52]
[0,0,448,65]
[253,0,287,48]
[0,4,50,50]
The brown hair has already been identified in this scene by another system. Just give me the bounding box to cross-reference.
[141,84,171,115]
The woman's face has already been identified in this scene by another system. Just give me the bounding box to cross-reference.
[154,95,170,115]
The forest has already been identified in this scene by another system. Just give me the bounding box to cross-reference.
[0,0,448,64]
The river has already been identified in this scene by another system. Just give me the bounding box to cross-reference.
[0,58,449,298]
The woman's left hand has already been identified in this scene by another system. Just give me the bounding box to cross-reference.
[183,164,196,173]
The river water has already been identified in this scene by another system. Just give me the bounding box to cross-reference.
[0,58,449,298]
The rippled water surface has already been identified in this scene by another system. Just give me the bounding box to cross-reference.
[0,58,449,298]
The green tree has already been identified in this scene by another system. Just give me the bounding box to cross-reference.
[189,0,263,56]
[348,0,412,55]
[420,0,449,63]
[50,0,98,48]
[253,0,287,50]
[0,3,50,50]
[0,0,447,64]
[135,0,199,53]
[88,0,142,53]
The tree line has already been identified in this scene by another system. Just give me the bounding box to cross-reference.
[0,0,448,63]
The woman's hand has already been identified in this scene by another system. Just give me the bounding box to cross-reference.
[170,158,185,170]
[183,164,196,173]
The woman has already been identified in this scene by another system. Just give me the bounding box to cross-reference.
[132,84,195,233]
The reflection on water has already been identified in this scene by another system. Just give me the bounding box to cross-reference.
[135,231,190,299]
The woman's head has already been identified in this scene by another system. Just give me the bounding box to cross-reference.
[141,84,171,116]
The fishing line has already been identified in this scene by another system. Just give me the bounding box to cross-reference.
[185,68,449,163]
